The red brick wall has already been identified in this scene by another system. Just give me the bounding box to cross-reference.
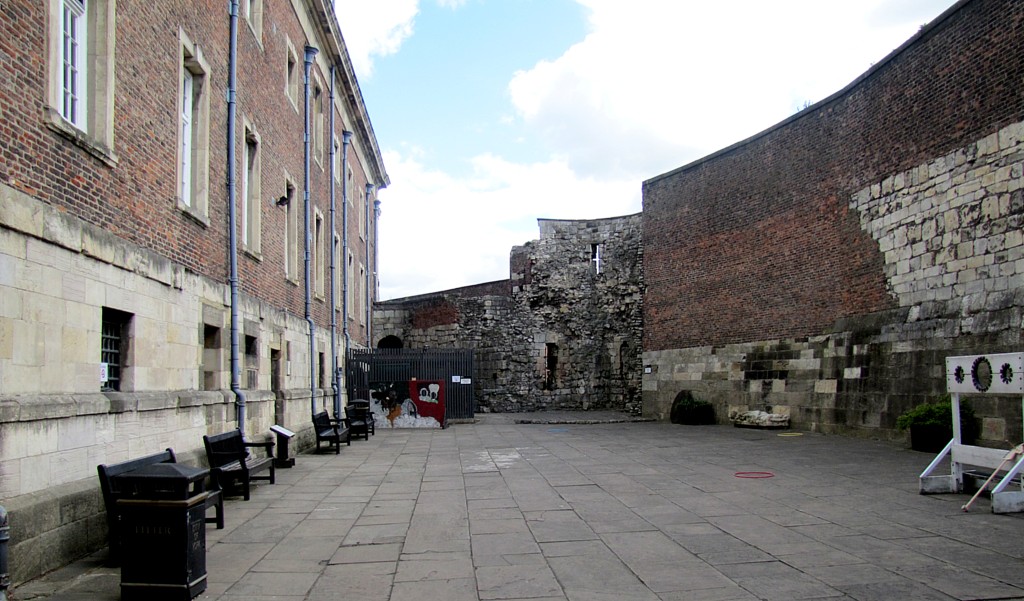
[0,0,378,332]
[643,0,1024,351]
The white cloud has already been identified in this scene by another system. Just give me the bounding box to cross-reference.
[508,0,957,179]
[333,0,419,77]
[376,150,639,300]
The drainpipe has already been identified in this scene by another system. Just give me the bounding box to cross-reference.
[341,131,352,352]
[0,506,8,601]
[303,45,318,418]
[227,0,246,436]
[328,67,340,419]
[365,183,374,346]
[373,197,381,309]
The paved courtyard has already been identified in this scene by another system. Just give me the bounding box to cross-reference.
[14,414,1024,601]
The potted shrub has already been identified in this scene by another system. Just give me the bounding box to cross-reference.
[896,397,977,452]
[670,391,716,425]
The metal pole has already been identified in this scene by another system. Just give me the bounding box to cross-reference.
[227,0,247,435]
[303,45,319,419]
[0,505,9,601]
[328,66,340,419]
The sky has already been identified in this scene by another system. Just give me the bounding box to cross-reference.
[333,0,960,301]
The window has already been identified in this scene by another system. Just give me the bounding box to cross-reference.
[242,0,263,41]
[178,31,210,220]
[591,243,603,275]
[285,40,299,109]
[346,251,354,318]
[544,343,559,390]
[284,178,298,280]
[313,82,324,166]
[333,233,341,309]
[314,211,325,298]
[242,123,261,255]
[358,189,366,239]
[244,334,258,389]
[332,137,341,184]
[202,324,221,391]
[358,263,366,324]
[100,308,132,392]
[62,0,86,127]
[47,0,115,158]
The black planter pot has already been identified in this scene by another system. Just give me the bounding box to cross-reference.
[909,424,952,453]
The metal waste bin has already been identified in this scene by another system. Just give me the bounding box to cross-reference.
[113,463,209,600]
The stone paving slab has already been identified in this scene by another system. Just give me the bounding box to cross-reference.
[12,418,1024,601]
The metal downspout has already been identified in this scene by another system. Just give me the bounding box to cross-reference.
[328,67,340,419]
[341,131,353,352]
[303,45,318,418]
[227,0,246,436]
[364,184,374,346]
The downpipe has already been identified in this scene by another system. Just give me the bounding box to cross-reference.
[328,67,340,419]
[0,506,8,601]
[303,45,319,418]
[364,183,374,347]
[227,0,247,435]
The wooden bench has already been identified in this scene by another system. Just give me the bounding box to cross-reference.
[313,410,351,453]
[203,430,275,501]
[97,448,224,566]
[347,401,373,440]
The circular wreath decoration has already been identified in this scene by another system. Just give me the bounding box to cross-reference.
[1000,362,1014,386]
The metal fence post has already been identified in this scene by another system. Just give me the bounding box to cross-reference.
[0,505,9,601]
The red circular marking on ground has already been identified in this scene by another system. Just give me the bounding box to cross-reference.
[734,471,775,478]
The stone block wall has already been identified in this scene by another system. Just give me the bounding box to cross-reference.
[642,0,1024,441]
[375,214,643,414]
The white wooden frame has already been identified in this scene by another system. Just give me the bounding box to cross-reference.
[919,353,1024,513]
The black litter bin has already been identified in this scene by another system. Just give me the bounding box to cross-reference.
[113,462,209,601]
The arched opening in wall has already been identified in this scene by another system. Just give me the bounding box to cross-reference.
[619,340,633,378]
[544,343,559,390]
[378,335,403,349]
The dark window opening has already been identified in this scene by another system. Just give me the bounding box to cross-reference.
[544,343,559,390]
[244,334,258,389]
[590,243,603,275]
[101,308,132,392]
[202,324,221,391]
[318,351,326,388]
[270,348,281,392]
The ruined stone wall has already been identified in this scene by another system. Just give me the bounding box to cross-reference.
[642,0,1024,443]
[374,214,643,414]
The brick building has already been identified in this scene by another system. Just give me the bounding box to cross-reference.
[642,0,1024,442]
[0,0,387,583]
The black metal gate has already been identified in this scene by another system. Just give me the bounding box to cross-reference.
[346,348,475,422]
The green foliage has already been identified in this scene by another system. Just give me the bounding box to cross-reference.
[670,391,716,425]
[895,396,977,439]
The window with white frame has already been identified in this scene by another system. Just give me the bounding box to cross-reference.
[47,0,116,157]
[242,0,263,41]
[242,124,262,255]
[314,211,325,298]
[313,82,324,166]
[333,233,341,309]
[358,189,366,239]
[285,40,299,109]
[178,32,210,220]
[332,136,341,184]
[346,251,354,318]
[284,178,298,280]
